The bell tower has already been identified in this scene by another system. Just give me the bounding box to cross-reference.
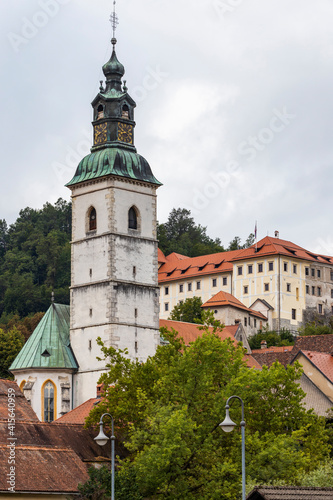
[66,7,162,407]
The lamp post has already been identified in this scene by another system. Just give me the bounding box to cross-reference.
[94,413,115,500]
[219,396,246,500]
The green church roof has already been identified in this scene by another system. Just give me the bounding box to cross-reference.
[10,303,78,371]
[66,147,162,187]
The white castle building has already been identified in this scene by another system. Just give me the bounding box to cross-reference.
[10,27,162,421]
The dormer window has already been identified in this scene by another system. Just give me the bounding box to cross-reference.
[97,104,104,120]
[89,207,97,231]
[122,104,129,119]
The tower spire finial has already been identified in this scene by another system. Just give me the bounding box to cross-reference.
[110,1,119,48]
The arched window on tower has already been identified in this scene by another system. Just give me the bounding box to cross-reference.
[97,104,104,120]
[89,207,97,231]
[128,206,138,230]
[122,104,129,119]
[19,380,26,392]
[42,380,56,423]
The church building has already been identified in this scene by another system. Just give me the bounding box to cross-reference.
[11,17,162,418]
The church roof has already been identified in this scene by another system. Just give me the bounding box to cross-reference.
[66,147,162,187]
[10,303,78,371]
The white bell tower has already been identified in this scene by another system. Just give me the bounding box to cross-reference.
[66,12,162,407]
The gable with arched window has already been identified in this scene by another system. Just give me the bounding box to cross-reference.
[88,207,97,231]
[128,206,138,230]
[42,379,56,423]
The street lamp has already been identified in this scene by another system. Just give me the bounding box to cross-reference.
[219,396,246,500]
[94,413,115,500]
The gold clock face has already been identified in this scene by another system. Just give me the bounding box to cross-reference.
[94,123,107,145]
[118,122,133,144]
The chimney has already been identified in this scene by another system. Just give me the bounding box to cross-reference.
[261,340,267,349]
[274,231,279,238]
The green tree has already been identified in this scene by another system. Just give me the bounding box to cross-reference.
[0,327,25,378]
[86,325,329,499]
[248,327,295,350]
[0,199,71,317]
[299,321,333,336]
[157,208,225,257]
[169,297,204,323]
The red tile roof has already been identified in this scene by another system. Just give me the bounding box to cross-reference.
[231,236,333,264]
[252,346,293,353]
[295,351,333,384]
[245,355,263,369]
[0,379,39,422]
[158,237,333,283]
[158,248,167,264]
[158,249,243,282]
[291,334,333,357]
[159,319,260,369]
[160,319,238,345]
[202,291,267,320]
[251,351,292,368]
[0,445,88,493]
[54,398,101,424]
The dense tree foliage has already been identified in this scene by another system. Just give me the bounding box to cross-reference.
[248,328,295,349]
[77,466,143,500]
[85,322,330,499]
[169,296,204,323]
[157,208,255,257]
[299,320,333,336]
[157,208,225,257]
[0,199,71,320]
[0,327,25,378]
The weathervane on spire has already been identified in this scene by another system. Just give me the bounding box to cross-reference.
[110,1,119,46]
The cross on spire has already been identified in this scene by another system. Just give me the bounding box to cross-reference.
[110,1,119,41]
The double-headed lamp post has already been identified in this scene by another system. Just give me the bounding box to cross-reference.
[219,396,246,500]
[94,413,115,500]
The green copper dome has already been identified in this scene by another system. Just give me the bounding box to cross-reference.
[66,148,162,187]
[10,303,78,371]
[103,48,125,79]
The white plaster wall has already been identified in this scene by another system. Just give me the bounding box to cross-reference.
[114,236,157,285]
[71,283,110,329]
[113,180,157,238]
[13,370,73,422]
[72,235,110,286]
[72,181,110,240]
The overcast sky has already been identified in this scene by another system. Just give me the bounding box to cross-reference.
[1,0,333,254]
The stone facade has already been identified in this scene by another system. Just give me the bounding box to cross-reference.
[69,175,160,406]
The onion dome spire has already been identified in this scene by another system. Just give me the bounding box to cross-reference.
[102,1,124,92]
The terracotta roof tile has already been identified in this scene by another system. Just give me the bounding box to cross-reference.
[202,291,267,320]
[158,249,243,282]
[231,236,333,265]
[296,350,333,384]
[0,445,88,493]
[252,346,293,353]
[0,420,110,461]
[160,319,237,345]
[0,380,39,422]
[158,248,167,264]
[291,335,333,357]
[159,320,260,369]
[54,398,101,424]
[251,351,291,368]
